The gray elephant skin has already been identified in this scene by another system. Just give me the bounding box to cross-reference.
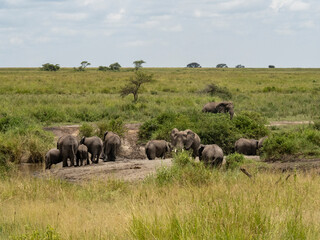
[235,138,258,155]
[76,144,89,166]
[145,140,172,160]
[202,101,234,120]
[57,135,79,167]
[80,136,103,164]
[45,148,61,169]
[103,131,121,161]
[170,128,201,158]
[198,144,224,167]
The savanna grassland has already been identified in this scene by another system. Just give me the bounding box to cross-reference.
[1,68,320,239]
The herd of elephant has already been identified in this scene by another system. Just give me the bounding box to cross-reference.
[45,101,267,169]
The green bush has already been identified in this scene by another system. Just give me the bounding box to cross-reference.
[96,118,125,138]
[40,63,60,71]
[225,153,245,170]
[79,123,95,137]
[200,83,232,99]
[98,66,109,71]
[139,111,268,154]
[0,115,30,133]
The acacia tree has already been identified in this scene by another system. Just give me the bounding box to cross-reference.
[133,60,145,70]
[75,61,91,71]
[120,71,153,102]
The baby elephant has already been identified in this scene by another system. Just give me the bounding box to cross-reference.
[235,138,259,155]
[76,144,89,166]
[198,144,224,167]
[145,140,172,160]
[45,148,61,169]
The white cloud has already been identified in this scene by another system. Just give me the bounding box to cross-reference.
[106,8,125,22]
[124,40,150,47]
[55,13,88,21]
[270,0,310,12]
[9,37,24,45]
[161,24,182,32]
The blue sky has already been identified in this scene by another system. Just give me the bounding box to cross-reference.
[0,0,319,68]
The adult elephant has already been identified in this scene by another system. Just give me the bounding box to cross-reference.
[57,135,79,167]
[80,136,103,164]
[145,140,172,160]
[45,148,61,169]
[202,101,234,120]
[235,138,258,155]
[198,144,224,167]
[103,131,121,162]
[170,128,201,158]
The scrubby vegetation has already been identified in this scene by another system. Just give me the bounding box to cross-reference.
[139,111,269,154]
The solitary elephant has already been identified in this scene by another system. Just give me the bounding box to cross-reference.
[170,128,201,158]
[45,148,61,169]
[80,136,103,164]
[198,144,224,167]
[103,131,121,162]
[145,140,172,160]
[202,101,234,120]
[57,135,79,167]
[235,138,259,155]
[76,144,89,166]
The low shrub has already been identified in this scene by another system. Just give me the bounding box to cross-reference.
[139,111,268,154]
[96,118,125,138]
[79,123,95,137]
[200,83,232,99]
[225,153,245,170]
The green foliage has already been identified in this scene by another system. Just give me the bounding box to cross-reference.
[96,118,125,138]
[148,151,212,186]
[233,111,269,138]
[79,123,95,137]
[225,153,245,170]
[200,83,232,99]
[109,62,121,71]
[40,63,60,71]
[120,71,153,102]
[133,60,145,70]
[139,111,267,154]
[74,61,91,71]
[98,66,109,71]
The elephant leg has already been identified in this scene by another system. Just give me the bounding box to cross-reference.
[62,155,68,167]
[86,154,90,165]
[75,157,80,167]
[70,155,75,167]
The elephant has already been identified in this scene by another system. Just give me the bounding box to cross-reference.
[57,135,79,167]
[45,148,61,169]
[235,138,259,155]
[145,140,172,160]
[76,144,89,166]
[103,131,121,162]
[170,128,201,158]
[202,101,234,120]
[80,136,103,164]
[198,144,224,167]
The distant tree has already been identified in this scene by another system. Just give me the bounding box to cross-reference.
[187,62,201,68]
[40,63,60,71]
[109,62,121,71]
[98,66,109,71]
[216,63,228,68]
[133,60,146,70]
[120,71,153,102]
[268,65,275,68]
[74,61,91,71]
[235,64,245,68]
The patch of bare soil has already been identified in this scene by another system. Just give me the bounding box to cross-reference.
[41,158,172,182]
[267,121,314,127]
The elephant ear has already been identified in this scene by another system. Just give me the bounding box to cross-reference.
[80,137,85,145]
[198,144,205,160]
[170,128,179,141]
[166,142,173,152]
[185,130,195,149]
[103,131,109,141]
[216,102,228,113]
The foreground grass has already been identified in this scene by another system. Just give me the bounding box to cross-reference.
[0,168,319,239]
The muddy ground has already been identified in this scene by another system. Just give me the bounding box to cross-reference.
[34,121,320,182]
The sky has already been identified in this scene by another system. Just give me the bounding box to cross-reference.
[0,0,319,68]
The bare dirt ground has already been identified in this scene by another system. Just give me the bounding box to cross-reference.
[31,121,320,182]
